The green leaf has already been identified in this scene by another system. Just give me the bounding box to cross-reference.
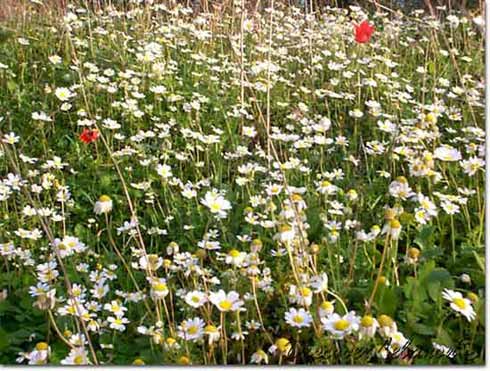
[412,322,435,336]
[0,328,10,351]
[472,251,485,272]
[426,268,451,284]
[433,328,454,347]
[427,281,441,302]
[377,287,399,316]
[7,80,17,93]
[414,225,435,250]
[418,261,436,282]
[423,267,454,301]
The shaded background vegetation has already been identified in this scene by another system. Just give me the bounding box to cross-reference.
[0,0,484,22]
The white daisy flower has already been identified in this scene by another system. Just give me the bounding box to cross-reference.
[319,300,335,318]
[242,126,257,138]
[359,315,379,339]
[322,311,360,339]
[250,349,269,364]
[201,191,232,218]
[139,254,163,271]
[433,146,462,162]
[156,164,173,179]
[442,289,476,322]
[209,290,244,312]
[107,315,130,332]
[204,324,221,345]
[178,317,205,342]
[94,195,113,215]
[60,347,88,365]
[289,285,313,307]
[284,307,313,328]
[54,87,75,101]
[149,278,169,298]
[225,249,247,266]
[184,290,207,308]
[104,300,127,317]
[377,314,398,337]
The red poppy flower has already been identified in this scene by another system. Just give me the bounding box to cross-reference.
[354,20,374,44]
[80,128,99,144]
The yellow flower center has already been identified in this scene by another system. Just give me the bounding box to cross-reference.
[74,355,84,365]
[35,342,49,351]
[467,293,478,303]
[148,255,159,266]
[320,301,333,311]
[408,247,420,258]
[210,202,222,212]
[187,325,198,335]
[205,325,218,333]
[390,219,401,229]
[154,283,167,292]
[275,338,290,352]
[384,209,396,220]
[293,314,304,324]
[219,300,232,311]
[334,319,350,331]
[229,249,240,258]
[133,359,145,365]
[300,287,311,297]
[425,113,436,124]
[361,315,374,327]
[392,333,403,342]
[453,298,467,310]
[99,195,111,202]
[291,194,303,202]
[378,314,393,327]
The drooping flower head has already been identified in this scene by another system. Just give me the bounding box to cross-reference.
[94,195,113,215]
